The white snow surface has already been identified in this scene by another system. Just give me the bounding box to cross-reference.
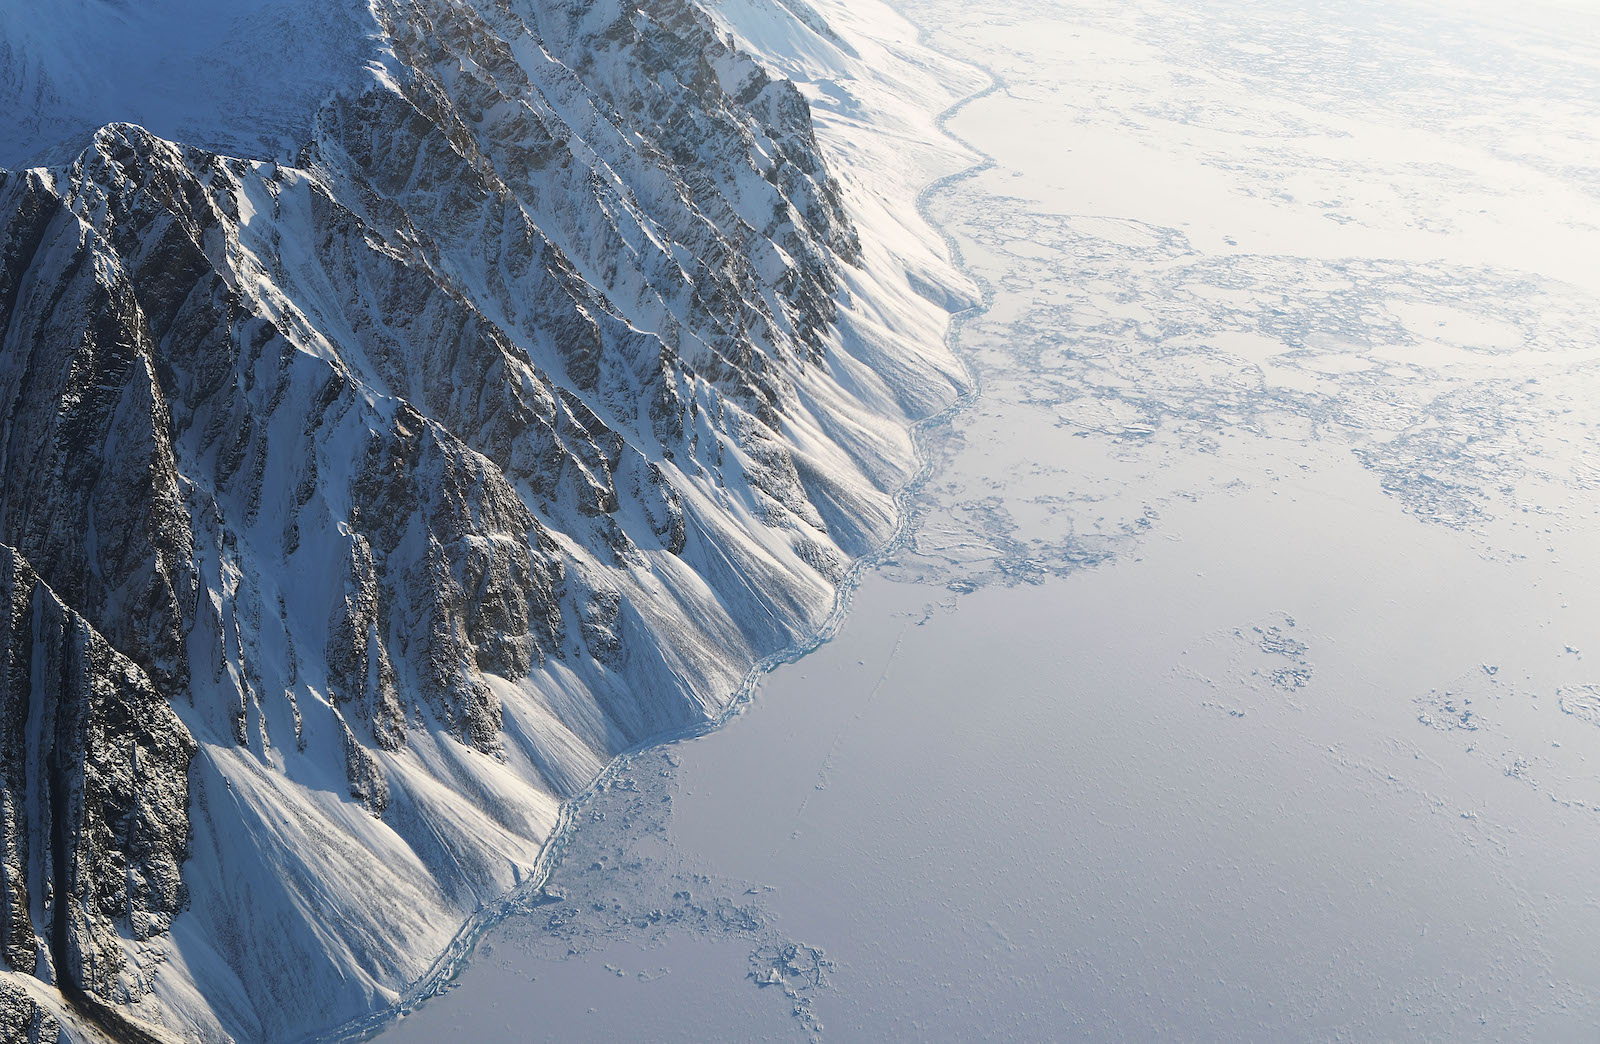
[0,0,385,167]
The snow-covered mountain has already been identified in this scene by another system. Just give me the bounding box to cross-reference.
[0,0,971,1040]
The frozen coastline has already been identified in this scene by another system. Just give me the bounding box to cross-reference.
[0,0,990,1037]
[381,0,1600,1039]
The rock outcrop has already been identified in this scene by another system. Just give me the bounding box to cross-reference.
[0,548,193,1015]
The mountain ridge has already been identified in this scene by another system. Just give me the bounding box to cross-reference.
[0,0,976,1039]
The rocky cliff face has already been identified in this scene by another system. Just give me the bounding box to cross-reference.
[0,0,966,1039]
[0,548,193,1043]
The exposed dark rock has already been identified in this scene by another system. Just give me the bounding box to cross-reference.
[0,547,193,1004]
[0,975,60,1044]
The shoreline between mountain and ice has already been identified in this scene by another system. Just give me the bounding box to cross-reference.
[370,0,1600,1037]
[317,11,1000,1044]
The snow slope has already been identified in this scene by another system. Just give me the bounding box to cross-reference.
[0,0,383,167]
[0,0,976,1039]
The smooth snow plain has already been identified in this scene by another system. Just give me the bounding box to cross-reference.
[378,0,1600,1039]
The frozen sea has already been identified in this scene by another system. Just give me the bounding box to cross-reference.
[378,0,1600,1039]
